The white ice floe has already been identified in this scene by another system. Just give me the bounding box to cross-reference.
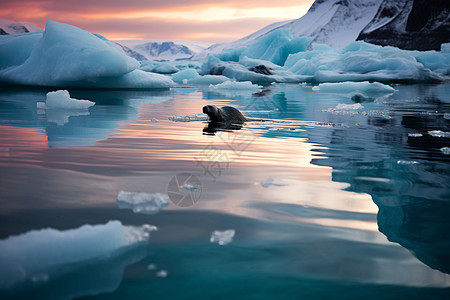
[168,113,209,122]
[210,80,262,91]
[0,21,174,88]
[397,160,419,165]
[311,81,395,95]
[39,90,95,109]
[335,103,364,110]
[117,191,169,215]
[0,221,155,290]
[210,229,235,246]
[440,147,450,155]
[428,130,450,138]
[408,133,423,137]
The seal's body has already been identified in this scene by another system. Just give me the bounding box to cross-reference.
[202,105,247,124]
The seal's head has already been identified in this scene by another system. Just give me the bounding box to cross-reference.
[203,105,223,122]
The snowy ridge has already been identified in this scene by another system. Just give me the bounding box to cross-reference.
[117,39,211,61]
[0,19,41,35]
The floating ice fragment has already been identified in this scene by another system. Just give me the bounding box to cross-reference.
[150,118,158,123]
[168,113,209,122]
[312,86,320,91]
[210,229,235,246]
[147,264,157,270]
[312,81,395,95]
[156,270,168,278]
[0,221,152,290]
[210,80,262,91]
[182,183,200,191]
[408,133,423,137]
[428,130,450,138]
[260,178,286,188]
[397,160,419,165]
[440,147,450,155]
[335,103,364,110]
[444,113,450,120]
[117,191,169,215]
[39,90,95,109]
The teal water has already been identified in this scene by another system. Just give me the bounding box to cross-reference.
[0,83,449,299]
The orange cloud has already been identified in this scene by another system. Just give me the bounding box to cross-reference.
[1,0,315,42]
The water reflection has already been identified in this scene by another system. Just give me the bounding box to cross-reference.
[0,88,172,147]
[0,84,450,297]
[303,84,450,274]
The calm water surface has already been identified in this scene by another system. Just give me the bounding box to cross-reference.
[0,83,449,299]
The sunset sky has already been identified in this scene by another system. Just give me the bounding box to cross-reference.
[1,0,315,42]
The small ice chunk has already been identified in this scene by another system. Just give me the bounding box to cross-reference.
[260,178,286,188]
[210,229,235,246]
[147,264,157,270]
[444,113,450,120]
[117,191,169,215]
[210,80,262,91]
[312,81,395,95]
[335,103,363,110]
[408,133,423,137]
[182,183,200,191]
[428,130,450,138]
[168,113,209,122]
[397,160,419,165]
[150,118,158,123]
[440,147,450,155]
[0,221,152,290]
[156,270,168,278]
[42,90,95,109]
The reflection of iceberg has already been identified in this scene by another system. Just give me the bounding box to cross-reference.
[0,221,155,299]
[305,84,450,274]
[0,88,172,147]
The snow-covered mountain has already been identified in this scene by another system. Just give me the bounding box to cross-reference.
[357,0,450,50]
[116,39,211,61]
[201,0,449,56]
[0,19,41,35]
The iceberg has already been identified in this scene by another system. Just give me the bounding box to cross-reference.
[200,29,448,84]
[0,221,155,291]
[117,190,169,215]
[210,229,235,246]
[0,21,174,89]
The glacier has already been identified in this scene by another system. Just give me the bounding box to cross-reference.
[0,221,155,292]
[0,21,174,89]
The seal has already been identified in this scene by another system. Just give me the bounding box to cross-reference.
[202,105,247,124]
